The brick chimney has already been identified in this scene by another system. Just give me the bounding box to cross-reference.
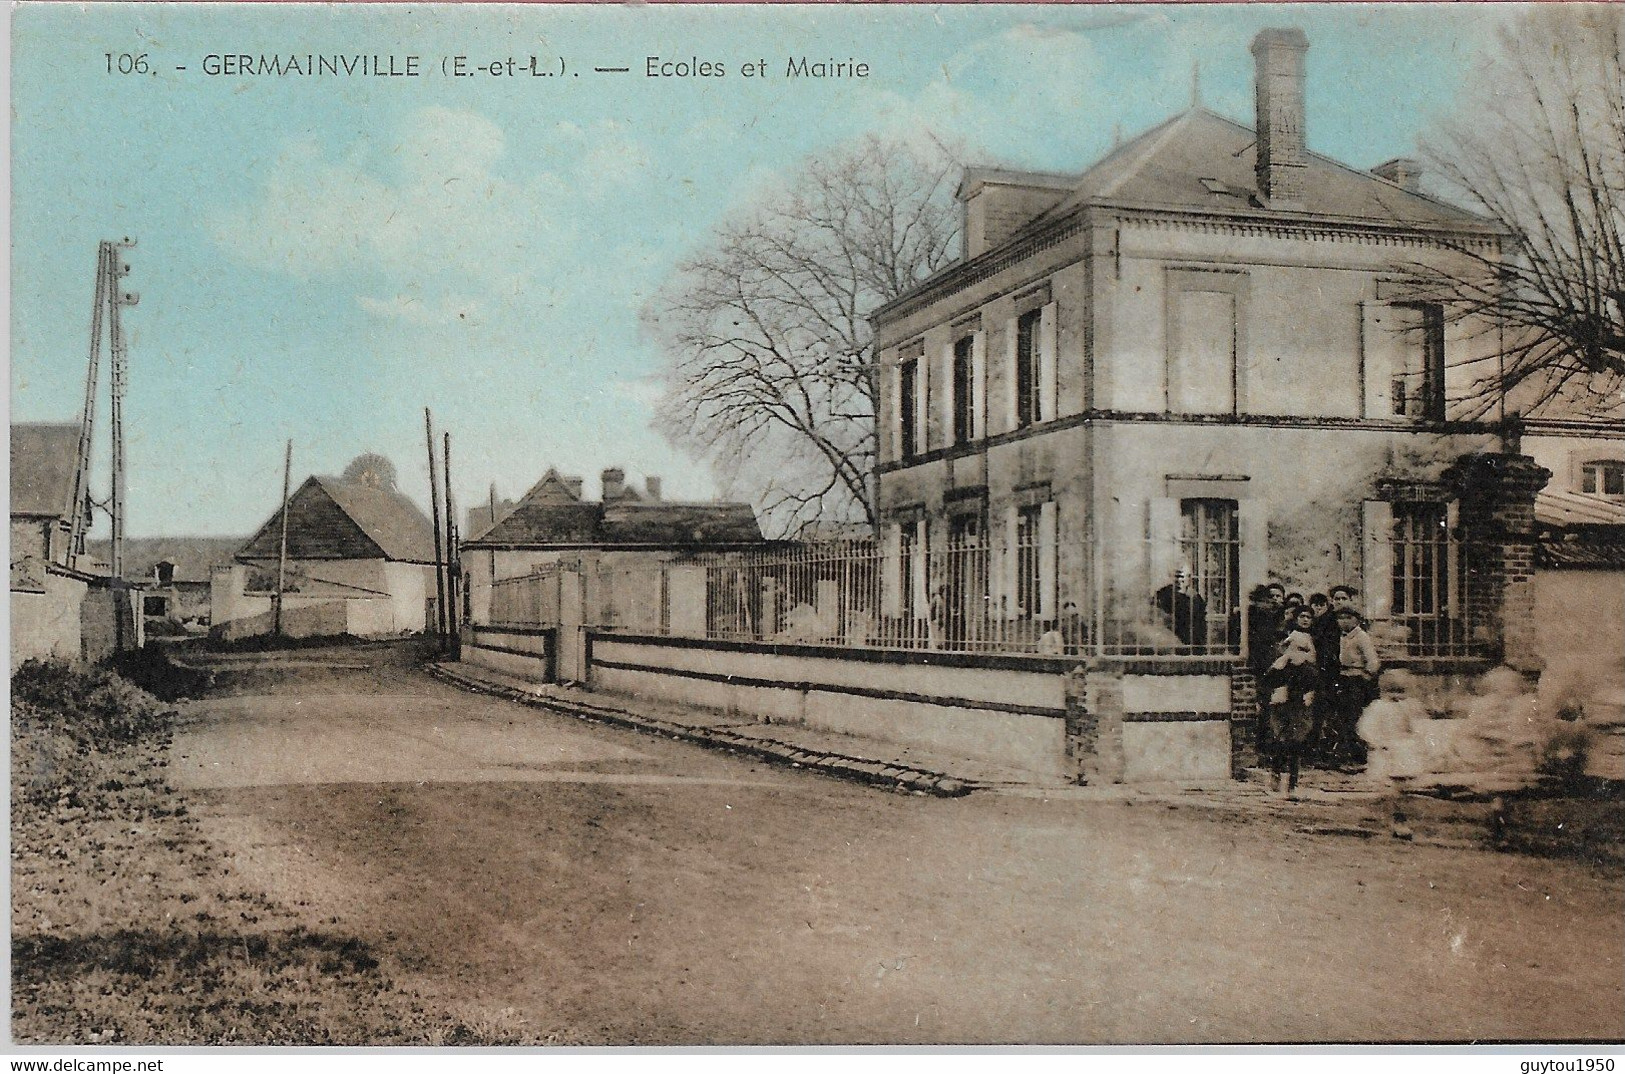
[563,476,583,500]
[1372,157,1423,193]
[600,467,626,501]
[1252,28,1309,210]
[645,476,662,501]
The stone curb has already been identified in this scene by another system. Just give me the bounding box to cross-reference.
[427,663,972,798]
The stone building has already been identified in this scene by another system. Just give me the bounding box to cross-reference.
[870,27,1568,668]
[212,455,438,639]
[9,423,95,662]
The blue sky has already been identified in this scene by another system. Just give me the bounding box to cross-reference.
[10,2,1514,538]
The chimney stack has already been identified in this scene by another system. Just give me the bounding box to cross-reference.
[563,476,583,500]
[1252,28,1309,210]
[600,467,626,501]
[1372,157,1423,193]
[645,476,662,501]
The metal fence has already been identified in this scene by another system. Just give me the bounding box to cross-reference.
[471,533,1490,662]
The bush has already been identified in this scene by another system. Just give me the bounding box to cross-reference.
[11,660,169,751]
[107,645,214,702]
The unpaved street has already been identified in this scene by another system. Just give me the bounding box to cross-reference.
[170,646,1624,1044]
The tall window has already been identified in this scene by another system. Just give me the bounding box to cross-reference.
[946,513,987,645]
[1014,307,1042,428]
[1178,499,1239,650]
[1390,302,1446,421]
[952,334,976,443]
[1015,503,1042,617]
[898,357,918,458]
[1391,497,1456,649]
[1581,460,1625,497]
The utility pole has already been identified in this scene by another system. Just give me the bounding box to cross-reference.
[425,408,448,648]
[66,244,108,571]
[273,440,293,636]
[442,431,460,653]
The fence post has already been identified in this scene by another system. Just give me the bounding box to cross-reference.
[1445,452,1551,674]
[1229,661,1260,779]
[1066,659,1125,785]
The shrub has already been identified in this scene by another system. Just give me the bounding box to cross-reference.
[11,660,169,751]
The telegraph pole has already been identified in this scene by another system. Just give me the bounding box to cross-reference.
[273,440,293,636]
[442,431,460,651]
[425,409,448,647]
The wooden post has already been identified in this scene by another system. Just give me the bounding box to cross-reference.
[425,408,448,648]
[273,439,292,636]
[442,431,460,653]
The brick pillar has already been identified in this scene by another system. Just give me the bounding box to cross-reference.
[1064,660,1125,785]
[1445,452,1551,674]
[1229,662,1259,779]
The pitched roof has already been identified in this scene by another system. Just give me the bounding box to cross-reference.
[465,469,761,549]
[237,475,436,563]
[1536,489,1625,528]
[10,423,80,518]
[1041,108,1494,230]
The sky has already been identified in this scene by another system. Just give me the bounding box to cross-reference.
[8,2,1523,538]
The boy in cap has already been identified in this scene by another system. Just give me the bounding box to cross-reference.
[1331,604,1381,766]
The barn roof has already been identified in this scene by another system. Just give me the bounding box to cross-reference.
[237,475,436,564]
[10,423,80,519]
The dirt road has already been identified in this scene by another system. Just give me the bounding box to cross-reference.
[170,646,1624,1044]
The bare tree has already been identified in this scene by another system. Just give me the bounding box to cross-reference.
[1423,7,1625,419]
[645,133,961,535]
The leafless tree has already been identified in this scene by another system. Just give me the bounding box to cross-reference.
[1423,7,1625,420]
[644,133,961,535]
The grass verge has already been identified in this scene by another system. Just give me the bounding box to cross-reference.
[11,660,573,1045]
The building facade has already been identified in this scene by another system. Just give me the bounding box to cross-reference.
[870,28,1547,664]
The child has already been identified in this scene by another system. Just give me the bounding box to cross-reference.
[1263,614,1319,797]
[1331,606,1381,767]
[1357,669,1427,839]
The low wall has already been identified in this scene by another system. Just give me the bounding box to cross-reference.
[590,632,1070,777]
[462,625,555,683]
[1119,666,1234,783]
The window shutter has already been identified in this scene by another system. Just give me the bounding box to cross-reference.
[998,506,1019,619]
[1039,302,1058,422]
[1039,500,1058,620]
[881,523,903,618]
[971,330,987,440]
[1005,318,1020,432]
[911,519,929,620]
[940,341,956,446]
[1147,498,1182,595]
[915,347,930,454]
[888,363,902,460]
[1362,500,1395,619]
[1238,499,1269,599]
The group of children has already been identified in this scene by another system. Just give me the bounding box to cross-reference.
[1248,582,1382,796]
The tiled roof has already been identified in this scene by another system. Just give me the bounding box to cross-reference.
[466,470,762,549]
[10,423,80,518]
[1042,108,1495,230]
[237,475,436,564]
[1536,489,1625,527]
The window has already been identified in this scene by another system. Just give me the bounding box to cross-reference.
[154,561,176,585]
[1389,302,1445,421]
[142,595,169,618]
[952,334,976,443]
[1177,499,1239,650]
[1581,460,1625,498]
[946,512,988,645]
[898,357,919,458]
[1014,308,1042,428]
[1389,501,1458,653]
[1015,503,1042,617]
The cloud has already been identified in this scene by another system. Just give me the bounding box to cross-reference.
[206,106,640,312]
